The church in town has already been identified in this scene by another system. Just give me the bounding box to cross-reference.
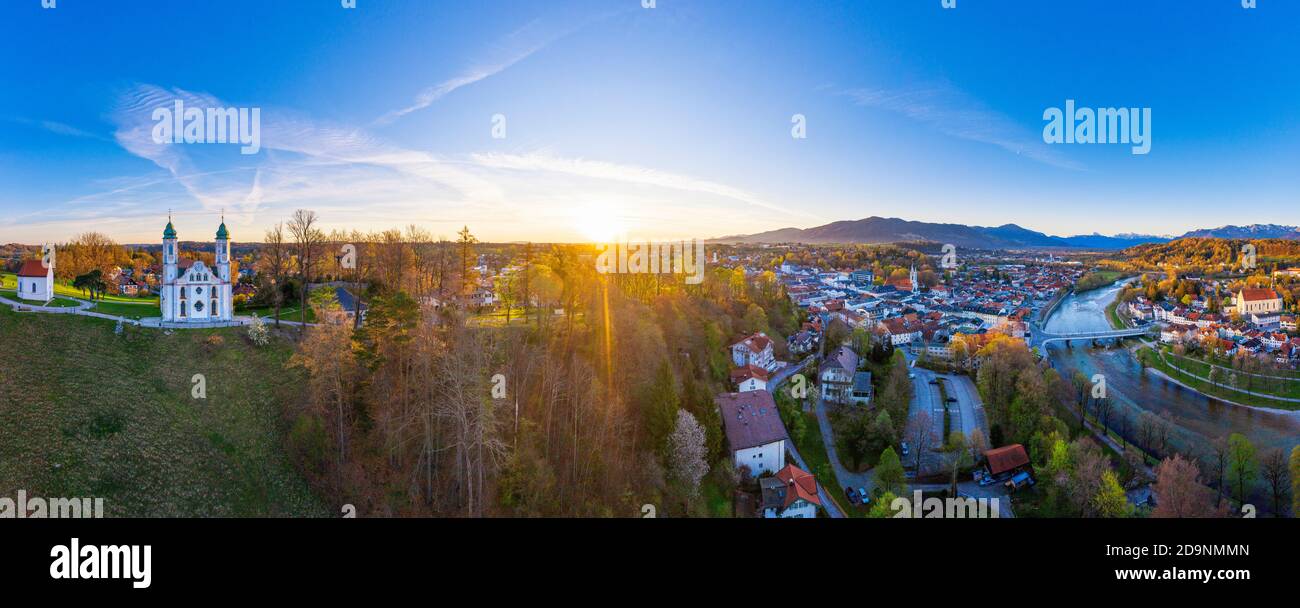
[158,217,234,323]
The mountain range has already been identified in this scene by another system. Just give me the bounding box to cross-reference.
[710,217,1300,250]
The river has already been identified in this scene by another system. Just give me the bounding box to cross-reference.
[1043,281,1300,454]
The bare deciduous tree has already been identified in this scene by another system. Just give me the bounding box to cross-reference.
[287,209,324,331]
[260,222,291,327]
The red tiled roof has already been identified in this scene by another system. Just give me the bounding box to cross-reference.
[16,259,48,277]
[733,332,772,353]
[774,463,820,509]
[1239,288,1279,302]
[730,364,770,383]
[985,444,1030,476]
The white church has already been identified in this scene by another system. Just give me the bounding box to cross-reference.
[158,217,234,323]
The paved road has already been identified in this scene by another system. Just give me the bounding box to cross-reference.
[943,373,988,446]
[0,293,93,312]
[907,366,946,476]
[769,355,815,391]
[813,397,875,496]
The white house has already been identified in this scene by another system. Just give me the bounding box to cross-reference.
[819,345,858,403]
[730,332,777,372]
[729,364,769,393]
[717,390,788,477]
[15,258,53,302]
[760,464,821,518]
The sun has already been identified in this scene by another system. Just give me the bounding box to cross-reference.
[571,205,628,243]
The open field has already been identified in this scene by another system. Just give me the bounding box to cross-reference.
[0,305,328,516]
[0,272,159,305]
[237,305,317,323]
[89,300,163,318]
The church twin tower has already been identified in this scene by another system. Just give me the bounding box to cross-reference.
[158,218,234,323]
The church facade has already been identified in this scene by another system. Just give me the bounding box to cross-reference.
[158,219,234,323]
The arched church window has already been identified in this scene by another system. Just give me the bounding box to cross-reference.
[211,299,218,315]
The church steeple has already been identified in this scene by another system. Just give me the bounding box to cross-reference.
[909,264,918,293]
[214,211,231,282]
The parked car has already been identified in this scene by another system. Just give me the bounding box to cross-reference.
[900,442,910,457]
[1004,471,1035,492]
[857,488,870,506]
[844,486,860,505]
[945,397,957,404]
[908,373,916,380]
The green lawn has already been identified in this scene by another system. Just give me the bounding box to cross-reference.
[238,305,317,323]
[0,305,328,516]
[0,289,80,308]
[1137,347,1300,410]
[0,272,159,305]
[1105,300,1127,330]
[90,300,163,318]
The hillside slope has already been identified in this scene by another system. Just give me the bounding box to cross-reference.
[0,307,328,517]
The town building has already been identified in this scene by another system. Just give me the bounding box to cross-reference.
[849,371,873,407]
[1234,288,1283,317]
[819,345,858,403]
[729,332,777,372]
[729,364,770,393]
[716,390,788,477]
[760,464,821,518]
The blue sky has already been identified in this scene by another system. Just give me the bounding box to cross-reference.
[2,0,1298,244]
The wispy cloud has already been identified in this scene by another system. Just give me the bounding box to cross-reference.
[9,81,800,243]
[839,82,1084,171]
[374,12,606,126]
[9,117,108,141]
[469,152,822,221]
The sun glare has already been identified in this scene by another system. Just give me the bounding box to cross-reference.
[572,205,627,243]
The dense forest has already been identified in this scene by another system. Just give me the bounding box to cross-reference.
[276,218,804,517]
